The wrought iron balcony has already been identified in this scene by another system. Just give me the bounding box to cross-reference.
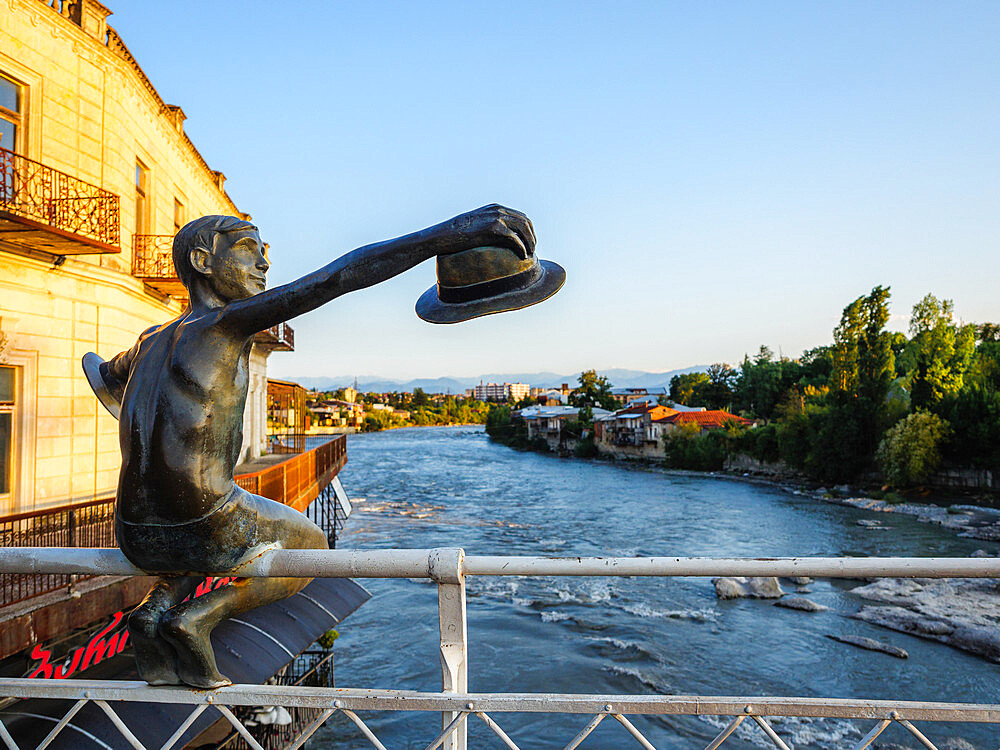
[0,146,120,254]
[131,233,186,297]
[255,321,294,351]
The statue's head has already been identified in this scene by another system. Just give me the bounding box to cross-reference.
[172,215,268,302]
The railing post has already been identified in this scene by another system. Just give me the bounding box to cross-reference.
[430,548,467,750]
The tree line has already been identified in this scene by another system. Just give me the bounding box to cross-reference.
[662,286,999,485]
[316,388,491,431]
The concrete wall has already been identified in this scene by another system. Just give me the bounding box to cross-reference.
[594,441,664,460]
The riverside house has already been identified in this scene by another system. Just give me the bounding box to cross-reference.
[594,400,752,459]
[518,404,612,450]
[0,4,365,747]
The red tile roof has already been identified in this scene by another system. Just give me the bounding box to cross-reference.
[614,404,677,417]
[654,410,752,429]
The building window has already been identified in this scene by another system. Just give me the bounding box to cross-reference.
[173,197,185,233]
[0,365,15,506]
[0,73,23,153]
[135,160,149,235]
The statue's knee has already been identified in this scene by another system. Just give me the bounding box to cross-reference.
[128,605,161,640]
[308,522,330,550]
[157,608,192,642]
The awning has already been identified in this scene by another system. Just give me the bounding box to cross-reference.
[1,577,370,749]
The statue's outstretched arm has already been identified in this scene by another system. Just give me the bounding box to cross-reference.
[220,204,535,336]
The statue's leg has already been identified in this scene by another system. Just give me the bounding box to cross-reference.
[128,576,201,685]
[157,495,328,689]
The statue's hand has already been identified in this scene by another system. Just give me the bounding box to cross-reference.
[447,204,536,260]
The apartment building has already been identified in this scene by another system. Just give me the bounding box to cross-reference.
[474,381,530,402]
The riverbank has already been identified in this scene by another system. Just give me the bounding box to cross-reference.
[361,420,484,433]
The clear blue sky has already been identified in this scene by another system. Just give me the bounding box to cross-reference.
[111,2,999,380]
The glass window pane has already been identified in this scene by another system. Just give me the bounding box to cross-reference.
[0,412,10,495]
[0,367,13,402]
[0,77,18,114]
[135,194,147,234]
[0,117,14,152]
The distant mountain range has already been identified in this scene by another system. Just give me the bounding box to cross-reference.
[291,367,708,394]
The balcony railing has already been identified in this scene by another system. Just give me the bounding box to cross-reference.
[255,321,295,351]
[0,146,120,254]
[0,549,997,750]
[0,436,346,607]
[131,233,187,297]
[235,435,346,513]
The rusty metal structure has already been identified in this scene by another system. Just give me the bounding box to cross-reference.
[0,547,998,750]
[0,146,120,255]
[130,234,183,296]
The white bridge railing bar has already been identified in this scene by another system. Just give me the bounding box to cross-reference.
[1,547,999,750]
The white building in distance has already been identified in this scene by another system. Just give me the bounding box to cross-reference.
[474,382,531,402]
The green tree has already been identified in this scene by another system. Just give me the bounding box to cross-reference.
[669,372,709,405]
[734,346,805,420]
[412,387,430,407]
[798,346,834,388]
[976,322,1000,342]
[514,394,537,409]
[570,370,617,411]
[831,286,894,408]
[826,285,895,468]
[937,386,1000,468]
[905,294,975,409]
[967,341,1000,393]
[698,363,737,410]
[876,411,951,487]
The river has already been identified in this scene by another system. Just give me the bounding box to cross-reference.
[311,426,1000,749]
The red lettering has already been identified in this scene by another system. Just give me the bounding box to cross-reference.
[27,645,53,679]
[27,611,131,679]
[80,612,123,671]
[53,647,82,679]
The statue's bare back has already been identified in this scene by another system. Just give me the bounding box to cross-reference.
[115,317,253,524]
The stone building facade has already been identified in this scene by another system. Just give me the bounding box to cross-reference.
[0,0,285,513]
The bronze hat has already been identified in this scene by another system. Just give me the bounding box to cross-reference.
[415,246,566,324]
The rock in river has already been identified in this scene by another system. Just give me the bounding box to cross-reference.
[825,634,908,658]
[713,576,784,599]
[774,597,828,612]
[850,578,1000,663]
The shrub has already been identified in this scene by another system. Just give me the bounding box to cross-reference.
[876,411,951,487]
[663,424,727,471]
[574,437,598,458]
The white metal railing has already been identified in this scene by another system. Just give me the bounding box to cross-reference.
[1,547,999,750]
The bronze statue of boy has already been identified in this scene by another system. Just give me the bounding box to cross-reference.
[88,206,544,688]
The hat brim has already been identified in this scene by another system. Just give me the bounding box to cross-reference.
[415,259,566,324]
[82,351,122,420]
